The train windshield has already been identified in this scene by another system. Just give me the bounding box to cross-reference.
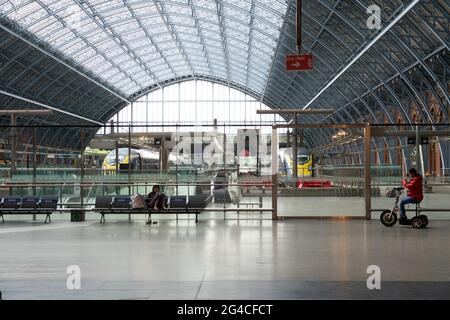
[105,149,130,165]
[297,155,310,165]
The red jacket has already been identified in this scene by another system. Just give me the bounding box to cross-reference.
[402,174,423,202]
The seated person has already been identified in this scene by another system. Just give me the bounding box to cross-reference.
[147,185,167,210]
[400,168,424,225]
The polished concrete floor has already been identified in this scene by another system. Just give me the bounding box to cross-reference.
[272,186,450,217]
[0,219,449,299]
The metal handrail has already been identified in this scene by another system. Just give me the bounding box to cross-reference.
[0,182,274,187]
[370,208,450,213]
[43,206,274,212]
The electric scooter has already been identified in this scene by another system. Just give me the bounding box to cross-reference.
[380,187,428,229]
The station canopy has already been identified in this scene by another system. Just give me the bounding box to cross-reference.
[0,0,449,149]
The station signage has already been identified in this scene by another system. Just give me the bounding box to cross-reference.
[285,54,313,71]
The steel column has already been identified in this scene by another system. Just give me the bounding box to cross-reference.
[293,115,298,178]
[364,124,371,220]
[10,114,17,174]
[80,127,85,211]
[271,127,278,220]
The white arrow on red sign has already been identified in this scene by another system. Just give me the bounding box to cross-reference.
[286,54,313,71]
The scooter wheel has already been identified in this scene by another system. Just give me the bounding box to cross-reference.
[411,216,423,229]
[419,215,428,228]
[380,210,397,227]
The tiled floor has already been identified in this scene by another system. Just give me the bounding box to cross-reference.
[0,219,449,299]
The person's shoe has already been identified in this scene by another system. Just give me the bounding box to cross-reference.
[399,217,411,225]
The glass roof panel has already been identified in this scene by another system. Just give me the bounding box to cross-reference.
[6,1,42,21]
[142,54,163,64]
[165,4,192,16]
[30,16,63,38]
[192,0,216,11]
[139,16,165,29]
[150,64,167,73]
[0,1,15,15]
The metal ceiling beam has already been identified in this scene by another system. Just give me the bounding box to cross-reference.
[0,109,53,115]
[371,129,450,137]
[0,23,131,104]
[154,0,196,79]
[257,109,334,115]
[273,123,366,129]
[260,0,294,102]
[301,0,420,110]
[76,0,161,91]
[188,0,213,76]
[318,46,446,123]
[0,89,103,125]
[215,0,231,85]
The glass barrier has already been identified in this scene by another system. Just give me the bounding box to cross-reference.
[275,127,367,217]
[1,123,448,221]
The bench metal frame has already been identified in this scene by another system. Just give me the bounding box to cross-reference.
[95,208,202,224]
[0,209,53,223]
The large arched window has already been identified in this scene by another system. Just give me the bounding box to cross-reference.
[102,80,286,134]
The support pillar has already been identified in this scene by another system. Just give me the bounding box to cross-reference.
[286,130,291,147]
[271,127,278,220]
[128,125,131,221]
[10,114,17,174]
[80,127,85,210]
[32,127,37,193]
[115,140,119,195]
[115,141,119,172]
[415,124,421,175]
[364,124,371,220]
[160,138,168,172]
[293,116,298,178]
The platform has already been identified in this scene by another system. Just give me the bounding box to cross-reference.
[1,219,449,300]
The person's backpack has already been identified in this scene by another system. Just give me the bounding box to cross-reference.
[131,194,146,209]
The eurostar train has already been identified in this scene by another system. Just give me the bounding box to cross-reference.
[278,147,313,177]
[102,148,168,171]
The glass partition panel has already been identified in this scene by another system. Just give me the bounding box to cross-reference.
[275,127,367,218]
[371,124,450,221]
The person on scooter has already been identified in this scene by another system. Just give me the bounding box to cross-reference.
[399,168,424,225]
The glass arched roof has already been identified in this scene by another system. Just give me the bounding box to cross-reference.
[0,0,287,97]
[0,0,449,152]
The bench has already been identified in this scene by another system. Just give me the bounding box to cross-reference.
[94,195,206,224]
[0,196,58,223]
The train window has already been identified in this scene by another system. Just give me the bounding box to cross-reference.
[142,159,159,170]
[298,155,310,165]
[105,148,129,165]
